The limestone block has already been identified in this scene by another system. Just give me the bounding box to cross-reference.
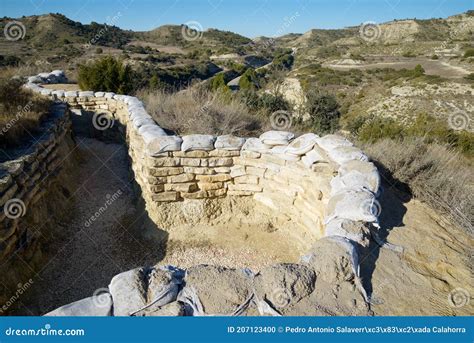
[149,167,184,177]
[261,153,287,166]
[198,182,224,191]
[245,166,266,177]
[301,149,326,168]
[148,157,181,167]
[152,192,179,202]
[240,150,261,159]
[228,183,262,192]
[209,150,241,157]
[149,184,165,193]
[234,175,259,185]
[147,176,168,185]
[207,157,233,167]
[196,174,231,183]
[179,158,201,167]
[227,190,253,196]
[181,135,215,152]
[173,151,209,158]
[183,167,216,175]
[259,130,294,146]
[214,167,231,174]
[229,165,246,178]
[168,173,196,183]
[165,183,198,193]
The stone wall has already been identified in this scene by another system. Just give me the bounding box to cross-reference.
[0,102,74,263]
[22,71,384,316]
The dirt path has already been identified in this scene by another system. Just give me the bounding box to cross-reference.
[362,185,473,316]
[14,137,165,315]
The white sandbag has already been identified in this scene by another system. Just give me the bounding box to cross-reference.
[65,91,78,97]
[331,160,380,195]
[181,135,215,152]
[109,268,147,316]
[325,189,379,223]
[78,91,94,97]
[270,146,301,161]
[241,137,271,153]
[259,130,294,146]
[285,133,319,155]
[301,149,326,168]
[138,124,167,136]
[45,294,113,316]
[327,146,368,165]
[142,133,182,155]
[315,134,353,152]
[214,135,246,150]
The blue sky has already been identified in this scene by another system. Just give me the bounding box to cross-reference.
[1,0,473,37]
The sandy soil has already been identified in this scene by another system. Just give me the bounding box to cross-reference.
[42,83,80,91]
[362,184,473,316]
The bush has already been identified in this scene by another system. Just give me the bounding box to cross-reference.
[463,49,474,58]
[78,56,134,94]
[431,54,439,60]
[238,68,258,90]
[305,91,340,134]
[137,87,262,136]
[364,138,473,232]
[210,73,229,92]
[413,64,425,77]
[0,78,51,148]
[95,47,103,54]
[257,93,290,113]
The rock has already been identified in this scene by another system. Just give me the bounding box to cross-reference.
[254,263,316,310]
[214,135,246,150]
[325,189,379,223]
[178,265,254,315]
[95,91,105,97]
[45,294,113,316]
[270,146,301,161]
[181,135,215,152]
[285,133,319,155]
[28,75,42,84]
[259,131,294,146]
[109,268,147,316]
[327,146,368,165]
[302,236,359,284]
[241,138,271,153]
[316,134,353,153]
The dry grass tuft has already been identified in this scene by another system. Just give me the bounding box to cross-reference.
[0,77,51,148]
[137,87,264,136]
[364,138,473,233]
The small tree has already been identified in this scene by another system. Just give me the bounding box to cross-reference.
[413,64,425,77]
[210,73,229,92]
[78,56,134,94]
[238,68,258,90]
[305,91,341,134]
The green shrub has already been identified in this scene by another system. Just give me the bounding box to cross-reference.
[258,93,290,113]
[95,47,103,54]
[431,54,439,60]
[238,68,258,90]
[210,73,229,92]
[78,56,134,94]
[413,64,425,77]
[463,49,474,58]
[305,91,340,134]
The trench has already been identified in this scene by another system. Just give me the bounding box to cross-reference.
[7,113,311,315]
